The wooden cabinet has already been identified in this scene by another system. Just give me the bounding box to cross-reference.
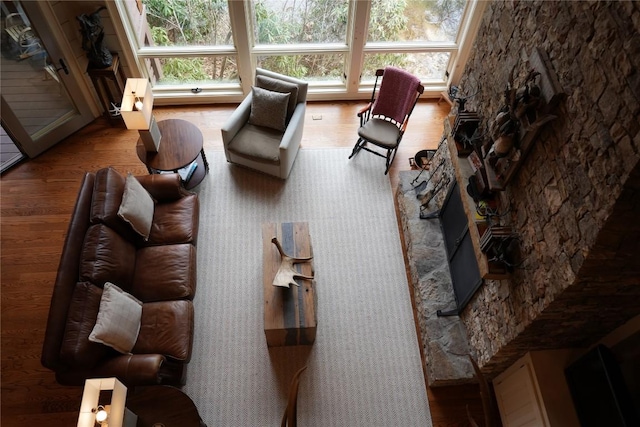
[87,53,126,126]
[494,351,581,427]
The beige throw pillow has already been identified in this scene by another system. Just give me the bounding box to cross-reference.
[89,282,142,354]
[118,173,154,240]
[248,86,290,132]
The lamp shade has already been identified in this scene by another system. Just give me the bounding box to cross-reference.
[121,78,154,130]
[77,378,127,427]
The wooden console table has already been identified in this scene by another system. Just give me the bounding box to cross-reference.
[262,222,317,347]
[87,53,126,126]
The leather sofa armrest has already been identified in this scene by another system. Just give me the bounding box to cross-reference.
[96,354,166,386]
[42,172,96,371]
[136,173,187,201]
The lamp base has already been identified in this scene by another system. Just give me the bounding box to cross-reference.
[139,116,162,152]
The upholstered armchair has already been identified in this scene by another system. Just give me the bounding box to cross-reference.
[221,68,308,179]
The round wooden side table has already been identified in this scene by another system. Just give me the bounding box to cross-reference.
[126,385,207,427]
[136,119,209,189]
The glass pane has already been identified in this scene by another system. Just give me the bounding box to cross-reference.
[154,56,239,85]
[256,54,344,81]
[362,52,450,82]
[368,0,465,43]
[142,0,232,46]
[252,0,349,44]
[1,1,78,139]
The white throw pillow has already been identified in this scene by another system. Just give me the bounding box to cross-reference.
[118,173,154,240]
[89,282,142,354]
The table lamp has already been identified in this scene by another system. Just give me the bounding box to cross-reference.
[77,377,137,427]
[121,78,162,152]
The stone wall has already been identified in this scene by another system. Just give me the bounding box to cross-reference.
[457,0,640,376]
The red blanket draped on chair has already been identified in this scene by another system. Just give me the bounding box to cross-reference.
[371,66,421,124]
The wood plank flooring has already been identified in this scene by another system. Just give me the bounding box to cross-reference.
[0,100,484,427]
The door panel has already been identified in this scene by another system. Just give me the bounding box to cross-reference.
[0,0,94,158]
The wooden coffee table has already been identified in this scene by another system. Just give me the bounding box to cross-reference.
[136,118,209,189]
[262,222,317,347]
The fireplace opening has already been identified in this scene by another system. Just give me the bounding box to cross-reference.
[433,180,483,317]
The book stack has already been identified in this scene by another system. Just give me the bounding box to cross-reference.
[178,161,198,182]
[480,225,514,253]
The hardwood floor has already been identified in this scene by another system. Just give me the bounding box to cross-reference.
[1,100,484,426]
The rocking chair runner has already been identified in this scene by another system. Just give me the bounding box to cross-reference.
[349,67,424,174]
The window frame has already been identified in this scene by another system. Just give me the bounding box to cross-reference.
[111,0,487,104]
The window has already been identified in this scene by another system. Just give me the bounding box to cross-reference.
[143,0,232,46]
[362,52,451,82]
[115,0,483,102]
[251,0,349,45]
[368,0,465,43]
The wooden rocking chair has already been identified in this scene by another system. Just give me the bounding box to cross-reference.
[349,67,424,174]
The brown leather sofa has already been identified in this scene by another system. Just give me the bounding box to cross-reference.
[41,167,199,386]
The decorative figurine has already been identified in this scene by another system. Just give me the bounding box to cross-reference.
[77,6,112,69]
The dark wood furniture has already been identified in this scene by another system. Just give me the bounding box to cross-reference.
[136,118,209,189]
[126,385,207,427]
[87,53,126,126]
[262,222,317,347]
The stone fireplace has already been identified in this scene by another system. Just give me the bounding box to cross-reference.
[403,0,640,382]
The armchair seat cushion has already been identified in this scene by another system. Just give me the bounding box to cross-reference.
[358,117,401,148]
[226,123,283,164]
[132,244,197,302]
[133,300,194,362]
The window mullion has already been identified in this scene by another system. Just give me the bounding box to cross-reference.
[345,0,369,95]
[137,46,237,57]
[229,0,253,96]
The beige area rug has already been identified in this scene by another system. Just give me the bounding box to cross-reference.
[183,148,432,427]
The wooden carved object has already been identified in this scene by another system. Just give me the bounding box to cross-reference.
[271,237,314,288]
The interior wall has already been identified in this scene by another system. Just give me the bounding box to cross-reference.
[456,0,640,376]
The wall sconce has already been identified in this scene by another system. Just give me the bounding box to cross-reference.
[121,78,162,152]
[77,377,137,427]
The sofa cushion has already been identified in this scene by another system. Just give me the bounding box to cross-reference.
[256,74,299,121]
[249,86,290,132]
[146,194,199,245]
[79,224,136,291]
[133,244,196,301]
[89,167,129,232]
[59,282,109,368]
[118,173,155,240]
[133,300,194,362]
[89,282,143,354]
